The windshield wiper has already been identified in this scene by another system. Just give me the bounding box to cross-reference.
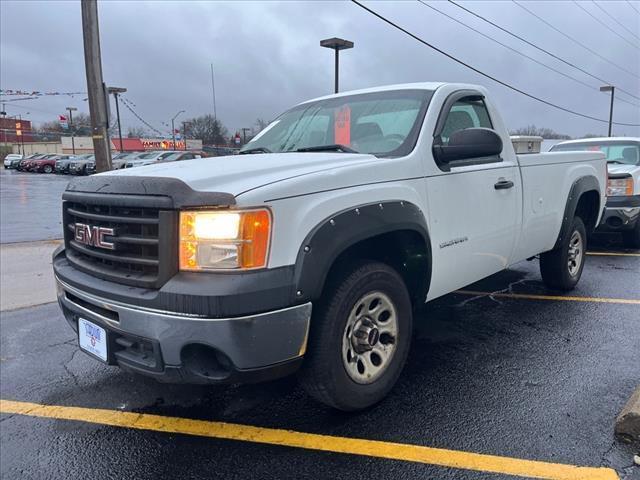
[607,160,624,164]
[296,144,359,153]
[239,147,272,155]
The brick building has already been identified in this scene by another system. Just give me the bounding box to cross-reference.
[0,117,33,144]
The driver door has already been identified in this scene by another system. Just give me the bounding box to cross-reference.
[426,93,521,299]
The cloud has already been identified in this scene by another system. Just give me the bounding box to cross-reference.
[1,0,638,137]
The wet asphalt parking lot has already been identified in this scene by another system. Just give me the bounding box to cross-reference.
[0,168,639,480]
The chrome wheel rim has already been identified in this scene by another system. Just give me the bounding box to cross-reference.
[342,291,398,384]
[567,230,583,276]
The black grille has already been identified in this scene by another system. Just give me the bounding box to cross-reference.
[63,199,177,288]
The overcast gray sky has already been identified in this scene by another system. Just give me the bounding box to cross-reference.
[1,0,639,138]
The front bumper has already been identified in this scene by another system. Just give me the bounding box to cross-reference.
[54,265,311,385]
[597,195,640,232]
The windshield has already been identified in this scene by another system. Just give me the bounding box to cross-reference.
[240,89,433,157]
[551,141,640,165]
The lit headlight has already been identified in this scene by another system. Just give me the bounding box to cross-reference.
[179,209,271,270]
[607,177,633,196]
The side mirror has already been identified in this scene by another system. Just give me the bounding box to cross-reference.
[433,127,503,165]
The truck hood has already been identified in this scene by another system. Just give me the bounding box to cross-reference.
[99,152,378,196]
[607,164,639,176]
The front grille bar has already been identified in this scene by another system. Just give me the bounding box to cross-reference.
[70,241,160,266]
[66,207,159,224]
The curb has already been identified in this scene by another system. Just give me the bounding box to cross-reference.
[615,386,640,446]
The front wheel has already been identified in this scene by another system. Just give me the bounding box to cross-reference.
[299,261,412,411]
[43,165,53,174]
[540,216,587,291]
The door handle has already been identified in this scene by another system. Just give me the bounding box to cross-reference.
[494,178,514,190]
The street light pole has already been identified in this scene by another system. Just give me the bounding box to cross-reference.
[107,87,126,152]
[210,63,217,121]
[600,85,615,137]
[171,110,185,150]
[66,107,77,154]
[320,37,354,93]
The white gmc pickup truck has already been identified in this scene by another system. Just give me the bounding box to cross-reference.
[53,83,606,410]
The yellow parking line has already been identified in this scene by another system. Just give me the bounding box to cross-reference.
[456,290,640,305]
[0,399,617,480]
[586,251,640,257]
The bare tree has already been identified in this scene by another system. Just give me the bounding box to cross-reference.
[126,126,147,138]
[254,118,269,134]
[510,125,571,140]
[183,115,228,145]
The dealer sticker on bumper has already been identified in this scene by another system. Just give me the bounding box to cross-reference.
[78,318,107,362]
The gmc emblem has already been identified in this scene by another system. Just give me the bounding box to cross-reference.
[74,223,116,250]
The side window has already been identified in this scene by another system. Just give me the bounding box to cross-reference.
[182,154,194,160]
[440,97,493,145]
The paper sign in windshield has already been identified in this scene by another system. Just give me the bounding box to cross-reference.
[335,106,351,146]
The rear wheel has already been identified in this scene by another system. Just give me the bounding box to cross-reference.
[540,216,586,291]
[299,261,412,411]
[43,164,53,174]
[622,221,640,249]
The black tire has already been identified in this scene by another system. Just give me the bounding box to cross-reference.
[540,216,587,291]
[43,165,53,174]
[299,260,413,411]
[622,221,640,249]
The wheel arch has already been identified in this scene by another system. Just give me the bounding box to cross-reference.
[553,175,601,250]
[293,201,432,306]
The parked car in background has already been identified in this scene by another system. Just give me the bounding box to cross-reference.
[156,151,202,163]
[19,153,57,171]
[3,153,23,168]
[202,146,236,156]
[56,154,88,174]
[31,154,75,173]
[8,153,43,169]
[111,152,144,170]
[550,137,640,248]
[124,150,180,168]
[187,150,211,158]
[69,155,95,175]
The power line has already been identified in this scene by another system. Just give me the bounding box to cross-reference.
[513,0,640,80]
[118,97,163,135]
[592,1,640,42]
[627,0,640,15]
[418,0,640,108]
[447,0,640,102]
[572,0,639,49]
[350,0,640,126]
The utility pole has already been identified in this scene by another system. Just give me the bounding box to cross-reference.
[241,127,251,144]
[599,85,615,137]
[182,122,189,150]
[66,107,78,154]
[171,110,185,150]
[81,0,112,172]
[107,87,126,152]
[210,63,217,121]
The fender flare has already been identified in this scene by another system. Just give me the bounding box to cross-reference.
[292,201,432,303]
[553,175,601,250]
